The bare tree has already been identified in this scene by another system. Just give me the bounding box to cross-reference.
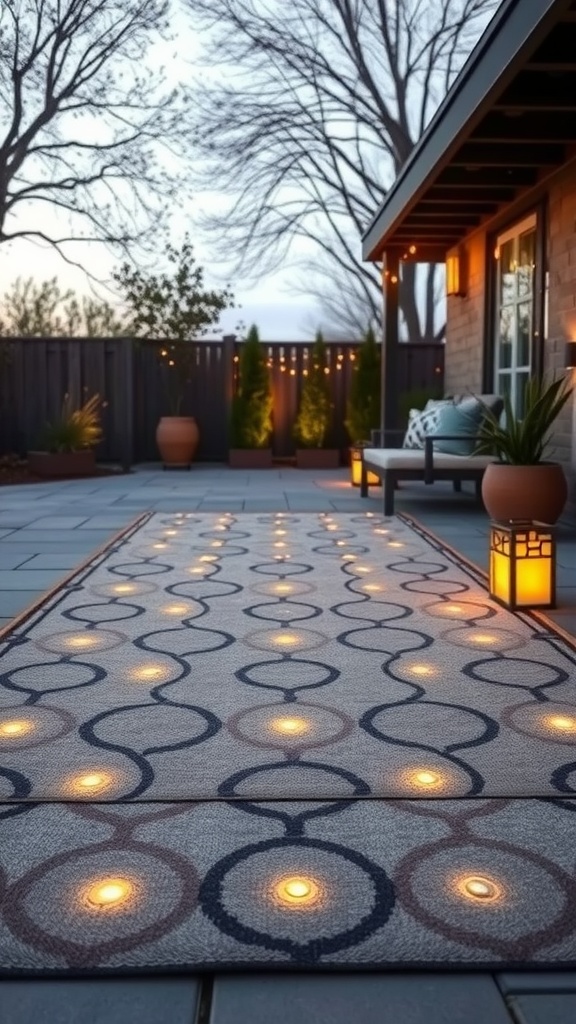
[0,277,126,335]
[0,0,190,271]
[186,0,497,339]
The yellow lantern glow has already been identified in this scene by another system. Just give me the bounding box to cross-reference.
[350,445,379,487]
[489,522,555,609]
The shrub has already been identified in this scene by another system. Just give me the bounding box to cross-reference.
[345,326,381,443]
[230,325,272,448]
[294,330,332,448]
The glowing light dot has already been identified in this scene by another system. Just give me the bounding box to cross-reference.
[200,555,218,562]
[271,717,309,735]
[471,634,495,644]
[548,715,576,732]
[362,583,382,592]
[77,772,109,791]
[274,541,286,548]
[355,565,371,573]
[275,529,286,536]
[164,530,177,537]
[164,604,190,615]
[114,584,134,595]
[445,604,463,613]
[410,664,434,676]
[211,541,223,547]
[274,875,320,906]
[275,633,299,646]
[190,567,205,574]
[153,543,167,550]
[84,877,134,909]
[414,770,440,787]
[366,513,374,518]
[134,665,164,680]
[336,541,346,547]
[0,719,32,737]
[326,525,337,531]
[374,529,389,535]
[388,541,403,548]
[274,584,293,594]
[67,636,96,648]
[458,875,501,902]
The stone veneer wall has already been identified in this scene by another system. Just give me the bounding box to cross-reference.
[444,162,576,520]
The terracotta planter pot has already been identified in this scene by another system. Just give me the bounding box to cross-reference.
[27,450,96,478]
[296,448,340,469]
[229,448,273,469]
[481,462,568,524]
[156,416,199,467]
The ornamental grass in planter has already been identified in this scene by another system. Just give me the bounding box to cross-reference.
[475,375,573,524]
[294,330,339,468]
[229,324,273,467]
[28,392,105,478]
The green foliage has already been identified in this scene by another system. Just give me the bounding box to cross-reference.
[398,386,443,427]
[294,330,332,447]
[475,375,573,465]
[114,236,234,414]
[344,326,381,443]
[230,324,272,448]
[0,277,125,337]
[41,393,104,453]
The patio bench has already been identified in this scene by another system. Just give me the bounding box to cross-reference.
[360,433,495,516]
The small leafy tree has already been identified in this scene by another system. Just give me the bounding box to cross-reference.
[345,327,381,443]
[0,277,126,337]
[294,330,332,448]
[114,236,234,413]
[230,324,272,448]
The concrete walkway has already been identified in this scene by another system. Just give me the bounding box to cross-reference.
[1,464,576,1023]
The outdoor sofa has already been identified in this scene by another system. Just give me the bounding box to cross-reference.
[360,394,502,516]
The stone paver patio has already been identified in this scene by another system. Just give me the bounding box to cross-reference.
[0,463,575,1022]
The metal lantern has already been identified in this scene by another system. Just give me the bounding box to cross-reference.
[350,444,379,487]
[489,521,556,610]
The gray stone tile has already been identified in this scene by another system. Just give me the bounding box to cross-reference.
[497,974,576,994]
[6,530,114,545]
[0,552,33,569]
[0,591,42,616]
[0,978,200,1024]
[0,569,70,590]
[210,974,512,1024]
[0,529,16,539]
[0,514,43,527]
[507,994,576,1023]
[17,553,84,570]
[21,516,90,529]
[0,543,103,555]
[76,516,137,529]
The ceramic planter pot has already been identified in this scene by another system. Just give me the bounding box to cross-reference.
[296,448,340,469]
[156,416,199,467]
[27,450,96,478]
[229,448,273,468]
[481,462,568,524]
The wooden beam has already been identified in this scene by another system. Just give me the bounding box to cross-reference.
[452,142,564,165]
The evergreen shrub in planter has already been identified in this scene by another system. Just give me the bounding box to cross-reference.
[294,330,339,468]
[229,324,273,467]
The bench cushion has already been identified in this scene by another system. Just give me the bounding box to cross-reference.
[363,448,495,472]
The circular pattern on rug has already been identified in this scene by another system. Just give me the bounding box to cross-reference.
[199,836,395,961]
[244,600,322,624]
[0,660,105,696]
[396,836,576,956]
[3,842,199,962]
[34,629,128,656]
[90,581,158,599]
[242,627,330,653]
[501,701,576,745]
[235,658,340,696]
[440,626,525,652]
[0,706,76,750]
[250,580,316,598]
[65,603,144,624]
[423,600,495,622]
[226,701,354,753]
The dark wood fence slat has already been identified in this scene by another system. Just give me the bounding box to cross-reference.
[0,337,445,463]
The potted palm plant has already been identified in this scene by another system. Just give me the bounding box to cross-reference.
[229,324,273,467]
[294,330,339,468]
[476,375,573,523]
[28,392,104,478]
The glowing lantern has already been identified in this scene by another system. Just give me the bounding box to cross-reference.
[489,522,555,609]
[350,444,379,487]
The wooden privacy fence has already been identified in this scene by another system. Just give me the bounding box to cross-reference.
[0,336,444,465]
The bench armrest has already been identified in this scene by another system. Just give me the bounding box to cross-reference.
[423,435,482,483]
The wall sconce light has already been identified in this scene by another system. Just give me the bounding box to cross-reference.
[565,341,576,368]
[489,521,556,609]
[446,251,467,297]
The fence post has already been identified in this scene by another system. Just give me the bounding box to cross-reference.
[120,336,134,472]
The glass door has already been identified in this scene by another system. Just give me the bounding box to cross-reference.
[494,214,536,416]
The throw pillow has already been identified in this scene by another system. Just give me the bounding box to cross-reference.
[402,401,452,449]
[432,401,486,456]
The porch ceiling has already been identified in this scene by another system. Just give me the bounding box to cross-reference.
[362,0,576,263]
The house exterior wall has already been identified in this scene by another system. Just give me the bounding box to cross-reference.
[444,162,576,519]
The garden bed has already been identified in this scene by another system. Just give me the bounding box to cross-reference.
[0,454,126,487]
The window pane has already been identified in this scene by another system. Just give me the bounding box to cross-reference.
[516,373,530,417]
[517,230,535,298]
[517,303,531,366]
[500,239,515,304]
[498,307,513,368]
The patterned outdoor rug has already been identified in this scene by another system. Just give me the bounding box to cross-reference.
[1,511,576,972]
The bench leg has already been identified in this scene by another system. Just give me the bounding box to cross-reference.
[453,479,462,493]
[383,473,395,516]
[360,461,368,497]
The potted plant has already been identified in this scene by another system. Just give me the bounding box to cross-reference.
[229,324,273,467]
[345,325,381,485]
[294,330,339,468]
[28,392,104,478]
[114,236,234,467]
[476,374,573,523]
